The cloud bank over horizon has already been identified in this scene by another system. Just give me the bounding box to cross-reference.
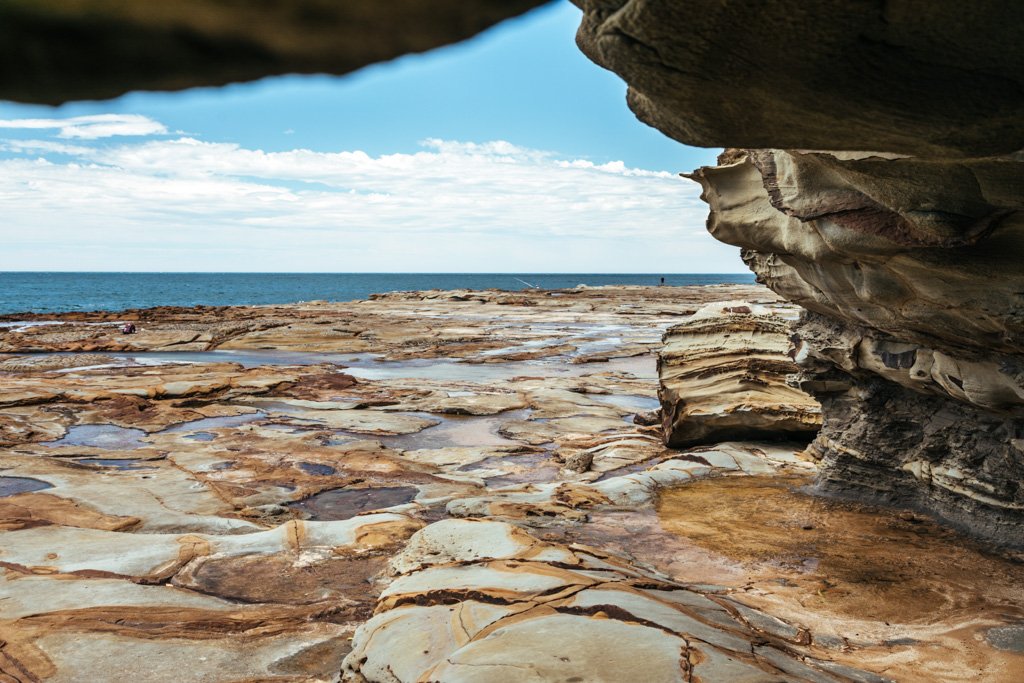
[0,114,740,273]
[0,114,169,139]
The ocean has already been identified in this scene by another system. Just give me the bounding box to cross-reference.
[0,272,755,315]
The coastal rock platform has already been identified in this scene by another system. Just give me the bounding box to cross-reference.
[1,285,1021,682]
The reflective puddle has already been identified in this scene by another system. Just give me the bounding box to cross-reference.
[289,486,418,520]
[184,432,217,442]
[43,424,148,450]
[379,411,527,450]
[986,624,1024,653]
[589,393,660,412]
[296,462,337,476]
[0,476,53,497]
[76,458,158,471]
[460,452,560,487]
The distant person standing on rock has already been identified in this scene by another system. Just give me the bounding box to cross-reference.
[660,277,665,286]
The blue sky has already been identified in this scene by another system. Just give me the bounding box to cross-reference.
[0,1,740,273]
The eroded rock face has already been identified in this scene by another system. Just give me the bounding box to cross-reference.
[688,149,1024,546]
[574,1,1024,546]
[572,0,1024,156]
[0,0,547,103]
[658,301,820,447]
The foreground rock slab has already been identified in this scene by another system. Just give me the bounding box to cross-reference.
[343,519,882,683]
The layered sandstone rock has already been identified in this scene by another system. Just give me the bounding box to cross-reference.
[686,150,1024,545]
[574,0,1024,546]
[0,287,771,681]
[658,302,820,447]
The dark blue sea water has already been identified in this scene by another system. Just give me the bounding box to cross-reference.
[0,272,755,315]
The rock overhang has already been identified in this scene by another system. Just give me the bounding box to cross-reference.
[0,0,550,103]
[572,0,1024,545]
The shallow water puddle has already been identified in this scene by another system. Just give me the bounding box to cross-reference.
[343,357,573,382]
[346,354,657,382]
[559,473,1024,682]
[590,354,658,379]
[76,458,158,471]
[478,336,575,357]
[571,336,625,355]
[160,412,266,434]
[32,349,658,384]
[184,432,217,442]
[460,452,560,487]
[986,624,1024,652]
[43,424,148,450]
[118,350,330,367]
[379,411,526,450]
[289,486,418,520]
[589,393,660,412]
[296,462,337,476]
[0,476,53,497]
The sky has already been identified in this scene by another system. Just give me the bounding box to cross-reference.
[0,1,739,273]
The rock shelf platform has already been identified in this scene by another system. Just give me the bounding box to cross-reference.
[1,285,1021,682]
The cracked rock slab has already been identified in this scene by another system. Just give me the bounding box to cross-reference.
[342,518,871,682]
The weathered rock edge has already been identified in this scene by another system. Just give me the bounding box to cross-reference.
[688,151,1024,546]
[572,0,1024,156]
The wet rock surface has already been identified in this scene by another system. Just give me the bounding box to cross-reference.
[685,148,1024,547]
[344,518,858,683]
[0,285,783,679]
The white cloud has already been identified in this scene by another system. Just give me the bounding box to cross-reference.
[0,114,167,139]
[0,139,95,155]
[0,125,739,272]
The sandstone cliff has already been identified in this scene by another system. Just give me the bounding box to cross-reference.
[574,0,1024,546]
